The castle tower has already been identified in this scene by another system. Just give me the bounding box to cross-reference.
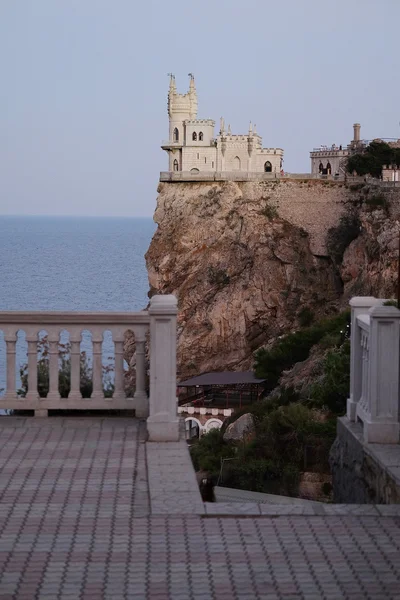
[167,74,198,143]
[353,123,361,143]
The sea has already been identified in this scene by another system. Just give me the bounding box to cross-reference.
[0,215,156,394]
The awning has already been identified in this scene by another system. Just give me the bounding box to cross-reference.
[178,371,266,387]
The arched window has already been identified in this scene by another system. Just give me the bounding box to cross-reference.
[233,156,241,170]
[173,159,179,171]
[319,162,324,173]
[173,128,179,142]
[199,132,203,141]
[192,132,197,141]
[327,162,332,174]
[264,161,272,172]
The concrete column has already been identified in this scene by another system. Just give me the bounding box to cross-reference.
[133,325,149,418]
[25,336,39,403]
[363,305,400,443]
[69,333,82,401]
[147,295,179,441]
[347,297,383,421]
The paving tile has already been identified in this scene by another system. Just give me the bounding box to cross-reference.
[1,417,400,599]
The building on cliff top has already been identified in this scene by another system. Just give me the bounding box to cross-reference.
[161,74,283,177]
[310,123,400,179]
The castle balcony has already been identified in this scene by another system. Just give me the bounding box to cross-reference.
[0,294,179,442]
[161,140,185,149]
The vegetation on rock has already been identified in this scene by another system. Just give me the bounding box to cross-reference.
[326,214,361,264]
[190,311,350,497]
[347,141,400,178]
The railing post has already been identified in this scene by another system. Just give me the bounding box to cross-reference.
[133,325,149,418]
[147,295,179,442]
[68,332,82,401]
[347,297,383,421]
[363,305,400,443]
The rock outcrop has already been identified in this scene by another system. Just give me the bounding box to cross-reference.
[223,413,256,442]
[145,179,400,380]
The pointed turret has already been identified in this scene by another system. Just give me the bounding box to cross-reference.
[188,73,198,119]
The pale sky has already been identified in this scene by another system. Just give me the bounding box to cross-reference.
[0,0,399,217]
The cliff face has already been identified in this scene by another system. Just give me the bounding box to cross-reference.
[145,179,400,380]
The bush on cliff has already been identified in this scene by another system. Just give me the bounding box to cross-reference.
[254,310,350,392]
[190,402,337,493]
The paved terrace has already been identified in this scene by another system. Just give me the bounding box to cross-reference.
[1,417,400,600]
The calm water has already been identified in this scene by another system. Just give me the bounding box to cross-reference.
[0,215,156,395]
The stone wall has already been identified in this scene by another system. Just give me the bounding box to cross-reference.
[330,417,400,504]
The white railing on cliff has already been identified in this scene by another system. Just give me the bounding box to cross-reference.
[347,297,400,443]
[0,295,179,442]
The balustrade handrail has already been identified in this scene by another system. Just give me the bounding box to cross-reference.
[0,311,150,325]
[356,314,370,332]
[0,295,180,441]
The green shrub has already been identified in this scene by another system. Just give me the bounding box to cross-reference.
[262,204,278,220]
[207,266,230,285]
[254,311,350,391]
[298,307,314,327]
[365,193,388,211]
[190,429,235,475]
[383,299,399,307]
[308,340,350,414]
[327,214,361,264]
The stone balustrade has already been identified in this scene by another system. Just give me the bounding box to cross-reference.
[0,295,179,441]
[347,297,400,443]
[178,406,232,417]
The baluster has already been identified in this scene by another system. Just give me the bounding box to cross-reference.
[133,325,148,418]
[4,332,17,400]
[113,336,125,400]
[69,331,82,401]
[47,329,60,404]
[91,333,103,399]
[25,334,39,403]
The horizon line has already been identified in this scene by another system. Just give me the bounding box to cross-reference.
[0,213,154,219]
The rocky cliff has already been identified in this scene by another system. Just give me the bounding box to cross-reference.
[145,179,400,380]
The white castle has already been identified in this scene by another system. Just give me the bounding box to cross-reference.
[162,74,283,175]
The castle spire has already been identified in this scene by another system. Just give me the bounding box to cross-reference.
[168,73,176,91]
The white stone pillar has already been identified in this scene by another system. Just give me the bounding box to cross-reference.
[69,333,82,401]
[363,305,400,443]
[91,334,103,400]
[347,297,383,421]
[113,337,125,400]
[46,331,61,405]
[25,335,39,404]
[147,295,179,441]
[4,332,16,401]
[133,324,149,418]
